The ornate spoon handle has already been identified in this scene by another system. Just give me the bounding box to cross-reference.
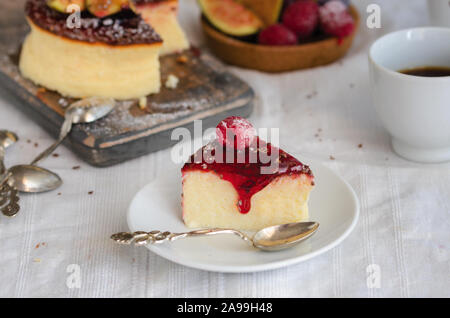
[0,146,10,188]
[111,229,254,247]
[0,147,5,176]
[0,145,20,217]
[0,182,20,217]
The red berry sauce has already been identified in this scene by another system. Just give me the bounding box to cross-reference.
[182,138,313,214]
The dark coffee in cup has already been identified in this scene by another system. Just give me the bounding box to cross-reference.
[399,66,450,77]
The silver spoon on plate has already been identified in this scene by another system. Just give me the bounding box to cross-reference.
[1,97,115,193]
[111,221,319,252]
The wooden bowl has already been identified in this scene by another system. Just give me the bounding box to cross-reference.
[201,6,359,73]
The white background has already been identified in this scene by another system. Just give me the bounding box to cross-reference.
[0,0,448,297]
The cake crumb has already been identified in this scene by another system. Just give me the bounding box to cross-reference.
[33,258,41,263]
[176,55,188,64]
[34,142,39,148]
[35,242,46,249]
[329,155,335,160]
[190,45,202,57]
[58,98,69,107]
[165,74,179,89]
[72,166,81,170]
[358,143,363,148]
[138,97,147,110]
[52,153,59,158]
[306,91,318,99]
[88,191,94,195]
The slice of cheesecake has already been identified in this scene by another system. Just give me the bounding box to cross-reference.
[133,0,189,55]
[20,0,162,100]
[182,117,314,231]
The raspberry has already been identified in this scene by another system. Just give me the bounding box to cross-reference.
[319,0,355,38]
[282,0,319,39]
[282,0,298,10]
[258,24,297,46]
[216,116,256,150]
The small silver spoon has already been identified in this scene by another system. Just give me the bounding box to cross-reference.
[30,97,115,166]
[111,221,319,252]
[1,97,115,193]
[0,131,61,194]
[6,165,62,193]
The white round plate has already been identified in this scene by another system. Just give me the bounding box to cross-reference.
[127,160,359,273]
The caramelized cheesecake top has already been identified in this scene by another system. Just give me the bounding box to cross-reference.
[134,0,174,4]
[25,0,162,46]
[182,138,313,214]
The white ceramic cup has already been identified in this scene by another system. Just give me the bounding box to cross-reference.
[369,27,450,163]
[428,0,450,28]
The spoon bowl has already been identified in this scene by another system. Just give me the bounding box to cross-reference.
[66,97,115,124]
[0,130,18,149]
[7,165,62,193]
[252,222,319,251]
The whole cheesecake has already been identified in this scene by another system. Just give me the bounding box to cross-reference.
[182,117,314,231]
[133,0,189,55]
[19,0,188,100]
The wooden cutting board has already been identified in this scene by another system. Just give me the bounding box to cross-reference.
[0,0,254,167]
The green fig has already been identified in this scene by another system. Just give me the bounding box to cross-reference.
[47,0,86,13]
[198,0,263,37]
[236,0,284,27]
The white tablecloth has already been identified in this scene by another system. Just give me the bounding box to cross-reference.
[0,0,448,298]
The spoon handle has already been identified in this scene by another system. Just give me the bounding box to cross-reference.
[30,116,73,166]
[0,171,11,188]
[0,182,20,217]
[0,146,9,187]
[111,229,253,247]
[0,147,5,176]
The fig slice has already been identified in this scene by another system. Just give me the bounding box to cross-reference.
[236,0,284,27]
[86,0,125,18]
[198,0,263,37]
[47,0,86,13]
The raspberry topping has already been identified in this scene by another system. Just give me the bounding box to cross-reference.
[282,0,319,39]
[319,0,355,38]
[216,116,256,150]
[258,24,298,46]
